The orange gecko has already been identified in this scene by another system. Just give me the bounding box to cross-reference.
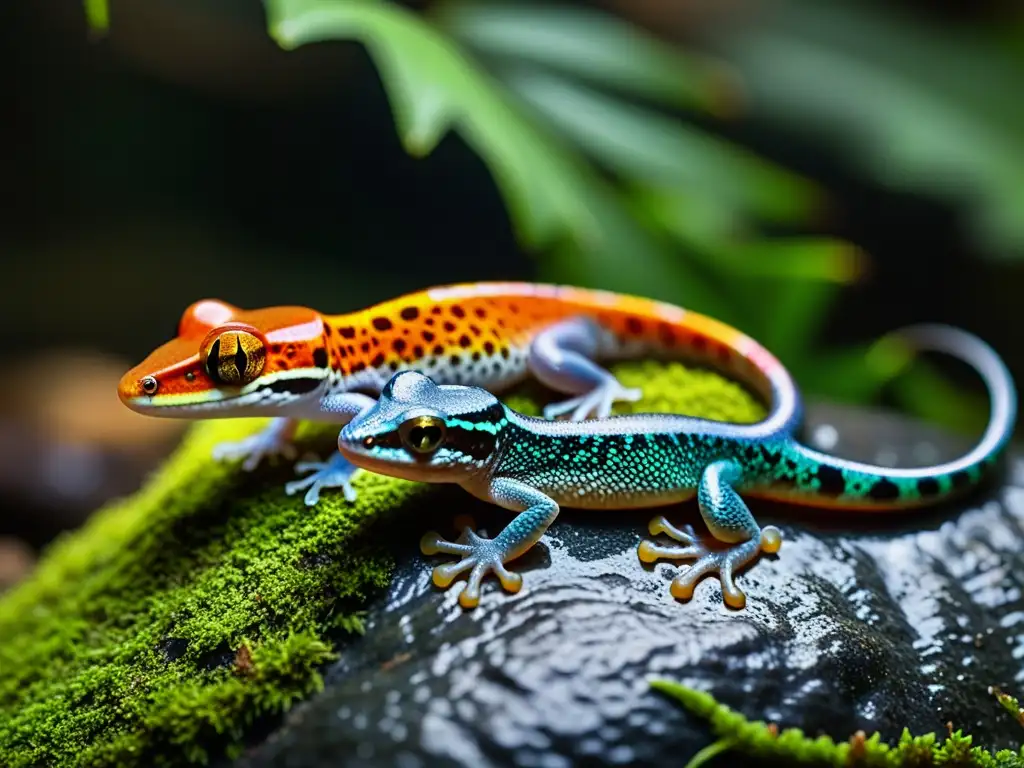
[118,282,799,505]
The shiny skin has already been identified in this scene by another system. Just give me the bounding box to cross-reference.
[118,282,799,505]
[338,325,1016,609]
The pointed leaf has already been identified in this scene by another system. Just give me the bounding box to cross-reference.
[499,66,822,224]
[265,0,600,249]
[434,0,740,116]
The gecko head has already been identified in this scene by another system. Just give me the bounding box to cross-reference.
[118,299,333,418]
[338,371,506,483]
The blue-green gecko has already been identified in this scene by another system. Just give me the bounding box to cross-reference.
[336,324,1016,609]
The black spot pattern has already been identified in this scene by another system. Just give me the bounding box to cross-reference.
[815,465,846,496]
[868,479,900,501]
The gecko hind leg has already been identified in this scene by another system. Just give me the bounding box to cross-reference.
[285,452,362,506]
[212,417,299,471]
[637,459,781,609]
[529,318,643,421]
[419,478,559,609]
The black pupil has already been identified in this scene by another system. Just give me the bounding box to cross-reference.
[234,344,247,378]
[409,425,441,451]
[206,338,222,383]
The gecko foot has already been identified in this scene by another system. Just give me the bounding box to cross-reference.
[637,515,782,609]
[212,431,298,472]
[543,380,643,421]
[420,522,523,609]
[284,452,361,506]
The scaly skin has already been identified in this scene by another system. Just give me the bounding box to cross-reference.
[118,282,799,505]
[337,325,1016,610]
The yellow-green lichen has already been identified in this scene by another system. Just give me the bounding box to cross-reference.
[0,361,765,768]
[652,679,1024,768]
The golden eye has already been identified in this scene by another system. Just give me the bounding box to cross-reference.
[200,325,267,387]
[398,416,446,455]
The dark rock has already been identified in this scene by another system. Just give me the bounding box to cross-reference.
[234,403,1024,767]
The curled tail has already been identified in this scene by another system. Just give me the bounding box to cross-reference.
[751,324,1017,511]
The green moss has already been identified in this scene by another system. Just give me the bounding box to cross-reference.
[0,361,764,768]
[503,360,768,424]
[651,679,1024,768]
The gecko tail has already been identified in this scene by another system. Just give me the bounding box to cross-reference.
[754,324,1017,511]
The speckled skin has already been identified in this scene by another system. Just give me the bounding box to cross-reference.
[338,325,1016,609]
[118,282,798,505]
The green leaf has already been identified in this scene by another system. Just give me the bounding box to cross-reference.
[710,1,1024,259]
[792,336,987,434]
[793,342,907,404]
[632,186,865,285]
[265,0,599,249]
[84,0,109,34]
[889,359,990,435]
[264,0,746,321]
[540,183,739,326]
[434,0,740,116]
[755,279,840,367]
[498,66,822,225]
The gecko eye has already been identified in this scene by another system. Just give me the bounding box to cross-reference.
[200,325,267,387]
[141,376,159,395]
[398,415,446,455]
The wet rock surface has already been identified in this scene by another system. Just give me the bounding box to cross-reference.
[236,403,1024,767]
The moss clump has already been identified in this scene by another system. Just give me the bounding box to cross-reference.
[503,360,768,424]
[0,361,765,768]
[652,679,1024,768]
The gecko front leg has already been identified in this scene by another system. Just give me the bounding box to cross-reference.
[638,459,782,609]
[214,392,378,506]
[529,317,642,421]
[284,392,379,506]
[212,417,299,471]
[420,477,559,608]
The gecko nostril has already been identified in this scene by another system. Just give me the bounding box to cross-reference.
[363,436,375,449]
[141,376,159,395]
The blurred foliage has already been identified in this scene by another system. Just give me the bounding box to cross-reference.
[82,0,1014,433]
[84,0,110,34]
[262,0,860,319]
[707,0,1024,262]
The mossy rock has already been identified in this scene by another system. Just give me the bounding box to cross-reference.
[0,361,765,768]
